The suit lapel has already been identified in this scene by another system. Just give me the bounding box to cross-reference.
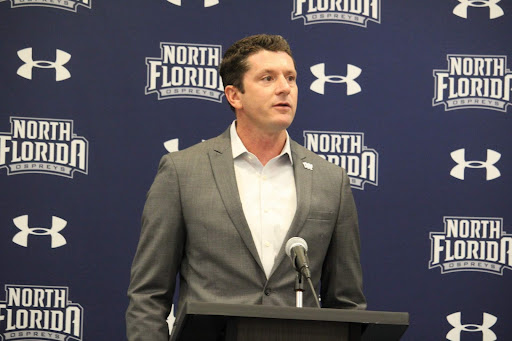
[208,130,265,272]
[269,141,313,278]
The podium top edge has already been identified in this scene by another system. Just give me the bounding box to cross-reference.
[182,302,409,326]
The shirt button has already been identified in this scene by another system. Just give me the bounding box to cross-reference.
[264,241,271,247]
[264,288,272,296]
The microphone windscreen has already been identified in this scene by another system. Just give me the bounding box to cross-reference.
[285,237,308,257]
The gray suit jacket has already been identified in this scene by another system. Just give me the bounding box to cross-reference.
[126,128,366,340]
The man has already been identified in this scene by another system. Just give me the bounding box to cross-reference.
[126,34,366,340]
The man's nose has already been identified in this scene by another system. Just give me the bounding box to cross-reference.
[275,75,291,94]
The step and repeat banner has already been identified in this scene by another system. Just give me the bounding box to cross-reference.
[1,1,511,340]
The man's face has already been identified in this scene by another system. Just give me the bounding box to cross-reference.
[233,50,298,134]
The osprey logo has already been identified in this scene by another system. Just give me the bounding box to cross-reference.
[310,63,362,95]
[429,216,512,275]
[450,149,501,181]
[0,284,83,341]
[446,312,497,341]
[146,42,224,102]
[0,117,89,178]
[12,215,67,248]
[453,0,504,19]
[1,0,91,12]
[17,48,71,81]
[167,0,219,6]
[304,131,378,190]
[433,54,512,112]
[291,0,380,27]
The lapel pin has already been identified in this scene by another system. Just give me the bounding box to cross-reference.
[302,162,313,171]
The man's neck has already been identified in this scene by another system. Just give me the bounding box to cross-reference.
[236,124,287,166]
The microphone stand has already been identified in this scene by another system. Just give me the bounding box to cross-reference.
[294,273,304,308]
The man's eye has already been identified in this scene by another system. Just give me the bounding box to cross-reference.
[263,76,273,81]
[288,76,296,82]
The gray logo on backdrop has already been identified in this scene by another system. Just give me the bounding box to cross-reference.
[304,131,378,190]
[146,42,224,102]
[0,284,84,340]
[1,0,91,12]
[0,117,89,178]
[292,0,381,27]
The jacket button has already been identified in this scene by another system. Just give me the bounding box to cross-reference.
[264,288,272,296]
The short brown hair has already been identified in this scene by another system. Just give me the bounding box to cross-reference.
[220,34,294,110]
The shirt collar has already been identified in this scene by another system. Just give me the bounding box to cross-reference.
[230,120,293,165]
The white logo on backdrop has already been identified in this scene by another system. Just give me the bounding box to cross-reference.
[1,0,91,12]
[446,312,497,341]
[12,215,67,248]
[291,0,381,27]
[310,63,362,95]
[164,138,205,153]
[167,305,176,335]
[164,138,180,153]
[167,0,219,7]
[453,0,504,19]
[17,48,71,81]
[0,284,84,341]
[450,149,501,181]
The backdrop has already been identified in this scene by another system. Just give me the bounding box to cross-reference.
[1,1,511,340]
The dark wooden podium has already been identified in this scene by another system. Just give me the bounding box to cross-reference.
[170,302,409,341]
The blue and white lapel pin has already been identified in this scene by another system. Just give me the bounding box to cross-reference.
[302,161,313,171]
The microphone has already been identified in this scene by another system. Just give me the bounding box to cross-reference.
[285,237,311,279]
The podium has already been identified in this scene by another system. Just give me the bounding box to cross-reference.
[170,302,409,341]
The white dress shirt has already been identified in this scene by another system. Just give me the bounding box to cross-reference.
[230,121,297,279]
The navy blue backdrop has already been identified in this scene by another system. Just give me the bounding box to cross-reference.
[1,1,511,340]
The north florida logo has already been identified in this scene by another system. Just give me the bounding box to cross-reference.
[0,117,88,178]
[304,130,378,190]
[1,0,91,12]
[292,0,380,27]
[0,284,84,340]
[429,216,512,275]
[433,54,512,112]
[146,42,224,102]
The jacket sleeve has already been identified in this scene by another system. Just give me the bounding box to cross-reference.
[320,168,367,310]
[126,154,185,340]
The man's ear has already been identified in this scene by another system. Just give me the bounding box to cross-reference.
[224,85,243,110]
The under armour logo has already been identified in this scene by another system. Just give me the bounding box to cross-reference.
[450,149,501,181]
[164,138,180,153]
[167,0,219,7]
[310,63,362,95]
[17,48,71,81]
[453,0,504,19]
[446,312,497,341]
[12,215,67,248]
